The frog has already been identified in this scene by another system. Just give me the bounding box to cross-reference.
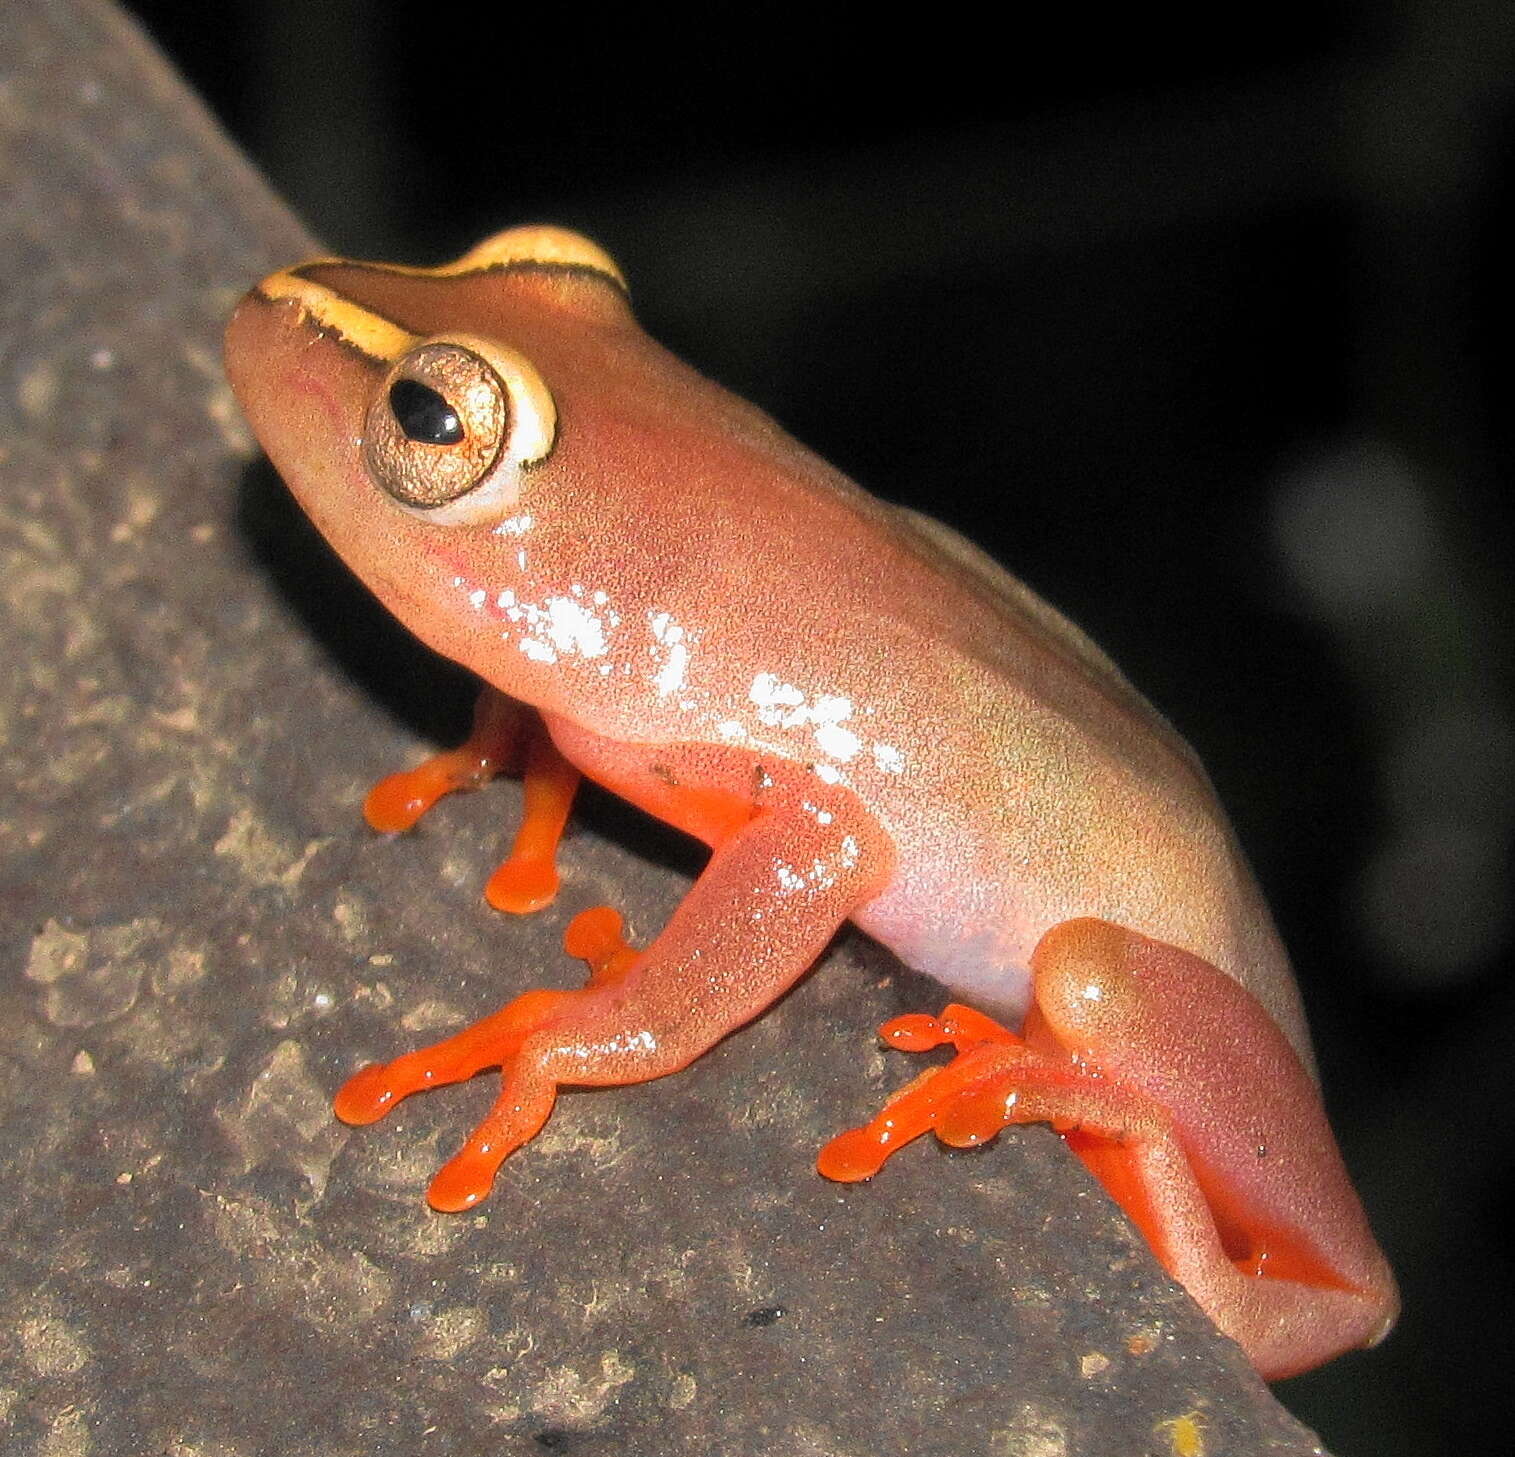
[223,225,1397,1378]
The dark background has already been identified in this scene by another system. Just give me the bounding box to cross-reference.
[123,2,1515,1450]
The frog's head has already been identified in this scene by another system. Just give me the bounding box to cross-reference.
[228,223,872,721]
[224,226,641,685]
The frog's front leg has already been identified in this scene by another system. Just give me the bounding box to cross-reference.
[336,787,893,1211]
[363,685,581,913]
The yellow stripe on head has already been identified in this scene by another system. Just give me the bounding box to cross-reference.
[300,226,627,293]
[441,226,628,292]
[255,270,420,363]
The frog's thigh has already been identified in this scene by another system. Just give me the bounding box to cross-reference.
[1024,917,1239,1273]
[1027,918,1389,1379]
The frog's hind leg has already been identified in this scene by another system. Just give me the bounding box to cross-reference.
[819,917,1398,1378]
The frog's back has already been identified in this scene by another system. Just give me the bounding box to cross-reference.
[832,500,1311,1066]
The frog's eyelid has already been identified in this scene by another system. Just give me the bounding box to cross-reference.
[441,225,627,292]
[254,227,627,356]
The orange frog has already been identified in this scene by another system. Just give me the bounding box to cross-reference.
[224,226,1396,1378]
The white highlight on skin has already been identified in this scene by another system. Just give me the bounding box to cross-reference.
[560,1028,658,1061]
[648,611,691,696]
[546,597,607,657]
[493,588,612,666]
[747,672,907,772]
[814,723,861,761]
[655,643,689,695]
[771,831,860,897]
[750,673,803,720]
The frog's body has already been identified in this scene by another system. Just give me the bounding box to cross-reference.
[224,227,1396,1378]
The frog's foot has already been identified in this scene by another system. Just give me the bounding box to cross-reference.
[334,907,642,1211]
[363,685,523,832]
[825,992,1245,1268]
[819,998,1194,1281]
[822,996,1169,1171]
[830,987,1242,1272]
[817,1004,1033,1180]
[363,686,580,914]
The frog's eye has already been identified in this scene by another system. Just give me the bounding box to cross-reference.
[362,337,556,525]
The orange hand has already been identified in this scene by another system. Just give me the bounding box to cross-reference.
[362,687,581,914]
[333,906,642,1210]
[363,688,525,832]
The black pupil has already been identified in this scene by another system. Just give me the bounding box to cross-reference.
[390,378,464,445]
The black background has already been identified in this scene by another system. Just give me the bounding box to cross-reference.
[124,2,1515,1450]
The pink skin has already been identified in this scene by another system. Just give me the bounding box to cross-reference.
[222,231,1397,1377]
